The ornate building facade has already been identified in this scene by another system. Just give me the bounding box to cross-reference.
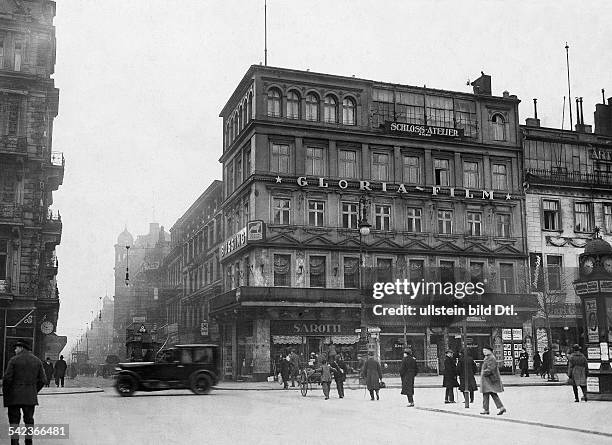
[0,0,64,372]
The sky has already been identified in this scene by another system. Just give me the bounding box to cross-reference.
[52,0,612,349]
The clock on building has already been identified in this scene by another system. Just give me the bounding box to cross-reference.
[40,321,54,335]
[603,257,612,274]
[581,257,595,275]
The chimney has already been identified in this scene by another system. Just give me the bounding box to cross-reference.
[525,98,541,127]
[471,71,491,96]
[575,97,593,133]
[594,94,612,136]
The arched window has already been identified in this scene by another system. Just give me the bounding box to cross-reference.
[238,106,243,131]
[323,95,338,123]
[286,91,300,119]
[305,93,319,121]
[247,92,253,121]
[233,112,239,138]
[492,114,506,141]
[267,88,281,117]
[229,118,234,143]
[242,99,248,126]
[225,122,230,147]
[342,97,356,125]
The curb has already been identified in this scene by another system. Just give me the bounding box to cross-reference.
[215,382,565,391]
[38,388,105,395]
[415,406,612,438]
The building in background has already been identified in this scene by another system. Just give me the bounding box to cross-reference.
[523,96,612,361]
[0,0,65,372]
[73,295,114,367]
[211,65,535,381]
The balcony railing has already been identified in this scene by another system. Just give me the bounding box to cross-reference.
[526,168,612,186]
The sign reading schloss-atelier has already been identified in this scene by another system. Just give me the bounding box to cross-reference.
[385,121,464,138]
[290,176,513,200]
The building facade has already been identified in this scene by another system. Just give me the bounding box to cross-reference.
[523,98,612,361]
[212,65,535,381]
[0,0,64,372]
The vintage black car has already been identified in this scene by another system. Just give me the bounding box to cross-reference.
[114,344,220,396]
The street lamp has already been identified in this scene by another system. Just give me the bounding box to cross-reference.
[358,197,371,348]
[125,245,131,286]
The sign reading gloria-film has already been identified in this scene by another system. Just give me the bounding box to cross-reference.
[385,121,464,138]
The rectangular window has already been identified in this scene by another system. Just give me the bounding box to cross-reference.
[403,156,420,184]
[343,257,359,288]
[371,152,390,181]
[469,261,484,283]
[439,261,455,284]
[574,202,593,232]
[308,200,325,227]
[438,210,453,234]
[454,99,477,137]
[605,204,612,233]
[463,161,479,189]
[406,207,422,233]
[396,92,425,125]
[309,256,326,288]
[273,198,290,225]
[543,200,560,231]
[341,202,358,229]
[271,143,290,173]
[0,239,7,280]
[434,159,450,186]
[426,95,453,127]
[339,150,357,178]
[409,259,424,282]
[244,149,251,180]
[7,98,19,136]
[492,163,508,190]
[306,146,325,175]
[374,204,391,231]
[14,39,22,71]
[546,256,562,291]
[235,158,242,188]
[467,212,482,236]
[273,254,291,287]
[376,258,393,283]
[372,89,394,128]
[496,214,511,238]
[0,36,4,69]
[500,263,515,293]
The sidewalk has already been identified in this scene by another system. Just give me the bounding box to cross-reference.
[217,373,564,391]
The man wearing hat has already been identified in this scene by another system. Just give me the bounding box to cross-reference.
[2,339,47,445]
[480,345,506,415]
[399,348,418,407]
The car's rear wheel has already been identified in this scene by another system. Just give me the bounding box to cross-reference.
[190,374,212,395]
[115,375,136,397]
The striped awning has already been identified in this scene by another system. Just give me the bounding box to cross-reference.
[272,335,302,344]
[331,335,359,344]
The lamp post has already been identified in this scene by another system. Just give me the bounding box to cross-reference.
[358,197,371,351]
[125,245,131,286]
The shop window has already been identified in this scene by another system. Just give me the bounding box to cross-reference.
[434,159,450,186]
[273,254,291,286]
[406,207,422,233]
[543,200,560,231]
[547,256,562,291]
[308,200,325,227]
[574,202,593,233]
[309,256,326,288]
[467,212,482,236]
[305,93,319,121]
[339,149,357,178]
[500,263,514,293]
[343,257,359,288]
[374,204,391,231]
[341,202,358,229]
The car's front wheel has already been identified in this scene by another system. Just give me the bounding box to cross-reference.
[115,374,136,397]
[190,373,212,395]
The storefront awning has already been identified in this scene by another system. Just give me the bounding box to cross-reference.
[331,335,359,344]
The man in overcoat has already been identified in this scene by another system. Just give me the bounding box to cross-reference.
[480,345,506,415]
[518,348,529,377]
[399,349,418,407]
[3,339,47,445]
[288,349,299,387]
[567,344,588,402]
[53,355,67,387]
[361,351,383,401]
[330,354,347,398]
[457,350,478,403]
[42,358,54,388]
[442,350,458,403]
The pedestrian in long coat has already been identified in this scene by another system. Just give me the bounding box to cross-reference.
[361,352,383,401]
[541,347,551,379]
[330,355,347,398]
[279,355,291,389]
[320,359,333,400]
[289,350,299,387]
[53,355,67,387]
[399,349,418,406]
[518,349,529,377]
[443,350,459,403]
[533,350,542,375]
[43,358,54,387]
[480,345,506,415]
[457,350,478,403]
[567,344,588,402]
[3,339,47,445]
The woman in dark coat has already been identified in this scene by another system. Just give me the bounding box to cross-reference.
[399,349,418,407]
[279,355,291,389]
[457,350,478,403]
[518,349,529,377]
[541,347,551,379]
[533,350,542,375]
[361,351,383,401]
[567,344,588,402]
[442,350,459,403]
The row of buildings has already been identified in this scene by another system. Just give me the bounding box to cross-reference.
[0,1,65,374]
[103,64,612,381]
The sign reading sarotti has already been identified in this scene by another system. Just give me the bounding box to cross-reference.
[220,227,247,259]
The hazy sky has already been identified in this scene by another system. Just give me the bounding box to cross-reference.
[52,0,612,349]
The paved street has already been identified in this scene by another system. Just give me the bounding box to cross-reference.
[1,382,610,445]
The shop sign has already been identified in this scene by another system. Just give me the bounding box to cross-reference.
[585,299,599,343]
[601,281,612,292]
[590,149,612,162]
[247,220,265,241]
[220,227,247,259]
[502,329,512,341]
[385,121,464,138]
[576,281,600,295]
[272,321,359,336]
[600,342,610,361]
[587,376,599,393]
[512,329,523,341]
[132,316,146,323]
[587,347,601,360]
[201,321,209,337]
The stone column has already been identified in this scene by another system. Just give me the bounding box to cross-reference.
[252,318,271,381]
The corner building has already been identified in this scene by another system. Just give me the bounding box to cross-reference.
[212,65,533,381]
